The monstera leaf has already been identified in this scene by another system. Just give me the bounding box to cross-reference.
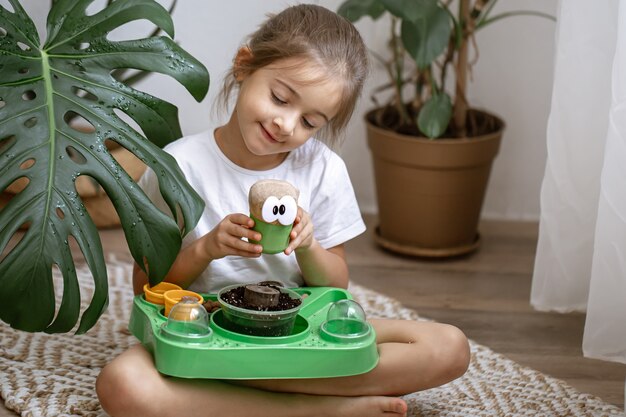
[0,0,208,333]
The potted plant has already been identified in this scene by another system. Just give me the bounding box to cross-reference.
[0,0,208,333]
[338,0,553,257]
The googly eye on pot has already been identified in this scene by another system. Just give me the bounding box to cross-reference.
[248,179,300,254]
[261,195,281,223]
[276,195,297,225]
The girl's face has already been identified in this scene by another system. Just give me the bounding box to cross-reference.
[234,57,343,157]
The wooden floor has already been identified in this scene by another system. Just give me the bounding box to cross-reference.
[347,216,626,408]
[0,216,624,416]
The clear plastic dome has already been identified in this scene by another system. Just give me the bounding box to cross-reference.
[320,300,371,343]
[326,299,367,323]
[162,299,212,342]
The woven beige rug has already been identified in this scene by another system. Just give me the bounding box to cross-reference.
[0,255,623,417]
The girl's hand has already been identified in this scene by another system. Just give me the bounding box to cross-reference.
[203,214,263,260]
[285,207,315,255]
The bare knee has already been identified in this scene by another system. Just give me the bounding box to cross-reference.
[96,360,141,416]
[96,349,160,416]
[437,324,470,381]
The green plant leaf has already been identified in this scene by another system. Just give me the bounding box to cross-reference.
[478,10,556,29]
[440,2,462,49]
[337,0,386,22]
[380,0,443,21]
[0,0,208,334]
[398,1,451,68]
[379,0,418,20]
[417,93,452,138]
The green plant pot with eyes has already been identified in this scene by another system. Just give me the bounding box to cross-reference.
[248,180,299,255]
[249,214,294,254]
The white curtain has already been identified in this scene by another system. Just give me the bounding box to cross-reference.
[531,0,626,364]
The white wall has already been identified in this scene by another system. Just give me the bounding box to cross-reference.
[469,1,556,221]
[15,0,557,221]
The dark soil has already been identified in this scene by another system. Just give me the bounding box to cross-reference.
[220,284,301,311]
[368,106,503,138]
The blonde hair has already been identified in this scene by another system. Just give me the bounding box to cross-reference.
[219,4,368,146]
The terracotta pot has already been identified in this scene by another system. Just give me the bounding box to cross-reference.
[366,109,504,257]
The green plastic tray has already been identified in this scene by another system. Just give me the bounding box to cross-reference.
[129,287,379,379]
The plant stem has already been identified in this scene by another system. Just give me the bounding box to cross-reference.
[390,17,410,125]
[453,0,470,137]
[413,69,423,110]
[440,33,455,93]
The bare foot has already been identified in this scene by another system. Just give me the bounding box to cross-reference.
[333,395,408,417]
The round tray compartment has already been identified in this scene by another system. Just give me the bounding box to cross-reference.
[217,284,302,337]
[210,309,310,344]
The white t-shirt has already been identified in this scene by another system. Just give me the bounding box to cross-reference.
[139,129,366,293]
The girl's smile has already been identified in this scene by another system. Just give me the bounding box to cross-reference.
[259,122,280,143]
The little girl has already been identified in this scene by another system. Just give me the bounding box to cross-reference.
[96,5,469,417]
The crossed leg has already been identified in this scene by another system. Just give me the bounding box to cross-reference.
[237,319,470,396]
[96,319,469,417]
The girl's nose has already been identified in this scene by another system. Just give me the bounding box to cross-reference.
[273,114,296,137]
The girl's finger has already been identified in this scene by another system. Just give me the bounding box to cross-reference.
[226,235,262,254]
[234,224,261,242]
[285,235,302,255]
[226,221,260,240]
[293,207,303,225]
[290,223,302,239]
[228,248,262,258]
[228,213,254,228]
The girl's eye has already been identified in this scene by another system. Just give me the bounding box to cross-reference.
[271,92,287,105]
[302,118,315,129]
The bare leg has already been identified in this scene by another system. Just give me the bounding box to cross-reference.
[96,344,408,417]
[238,319,470,396]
